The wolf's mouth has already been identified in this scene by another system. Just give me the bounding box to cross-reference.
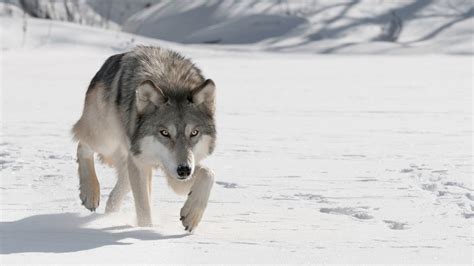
[175,172,194,182]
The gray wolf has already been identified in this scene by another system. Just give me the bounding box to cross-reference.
[72,46,216,232]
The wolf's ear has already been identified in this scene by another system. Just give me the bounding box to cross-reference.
[136,80,166,114]
[192,79,215,107]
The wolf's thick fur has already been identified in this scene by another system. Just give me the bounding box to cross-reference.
[72,46,216,231]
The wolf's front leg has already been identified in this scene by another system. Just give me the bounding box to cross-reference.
[127,156,153,227]
[180,166,214,232]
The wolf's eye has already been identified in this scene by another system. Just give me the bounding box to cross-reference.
[190,130,199,137]
[160,130,170,137]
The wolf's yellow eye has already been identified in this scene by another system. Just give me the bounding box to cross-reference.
[190,130,199,137]
[160,130,170,137]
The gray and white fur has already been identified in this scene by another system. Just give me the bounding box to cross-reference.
[72,46,216,231]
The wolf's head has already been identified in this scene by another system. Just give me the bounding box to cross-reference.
[131,79,216,181]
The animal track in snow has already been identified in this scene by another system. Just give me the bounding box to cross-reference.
[215,181,241,189]
[384,220,407,230]
[465,193,474,201]
[294,193,326,202]
[400,163,473,218]
[356,176,378,182]
[320,207,373,220]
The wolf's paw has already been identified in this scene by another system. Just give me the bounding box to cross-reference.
[79,181,100,212]
[137,218,153,227]
[105,195,122,213]
[180,191,207,232]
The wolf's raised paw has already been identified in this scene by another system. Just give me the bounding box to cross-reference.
[79,181,100,212]
[180,191,207,232]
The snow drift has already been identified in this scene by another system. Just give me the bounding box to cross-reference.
[122,0,474,54]
[2,0,473,54]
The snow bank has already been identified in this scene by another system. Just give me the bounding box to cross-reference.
[3,0,472,54]
[0,0,119,29]
[122,0,474,54]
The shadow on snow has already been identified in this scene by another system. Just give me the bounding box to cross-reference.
[0,213,188,254]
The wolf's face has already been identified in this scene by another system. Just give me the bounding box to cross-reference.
[132,79,216,181]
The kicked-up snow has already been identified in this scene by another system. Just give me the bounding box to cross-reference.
[0,18,473,264]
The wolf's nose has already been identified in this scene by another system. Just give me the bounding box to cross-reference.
[177,165,191,178]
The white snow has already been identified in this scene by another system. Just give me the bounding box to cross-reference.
[122,0,474,54]
[0,17,473,264]
[3,0,473,54]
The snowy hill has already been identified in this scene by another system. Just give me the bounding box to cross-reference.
[1,17,473,264]
[2,0,473,54]
[122,0,474,54]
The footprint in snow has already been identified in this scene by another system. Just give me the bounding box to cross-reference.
[465,193,474,201]
[215,181,240,189]
[320,207,373,220]
[383,220,407,230]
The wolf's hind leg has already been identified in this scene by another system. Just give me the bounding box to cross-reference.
[77,142,100,211]
[105,154,131,213]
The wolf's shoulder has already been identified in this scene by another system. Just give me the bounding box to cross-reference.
[122,46,205,92]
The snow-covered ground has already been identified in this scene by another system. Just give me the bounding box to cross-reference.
[1,17,473,264]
